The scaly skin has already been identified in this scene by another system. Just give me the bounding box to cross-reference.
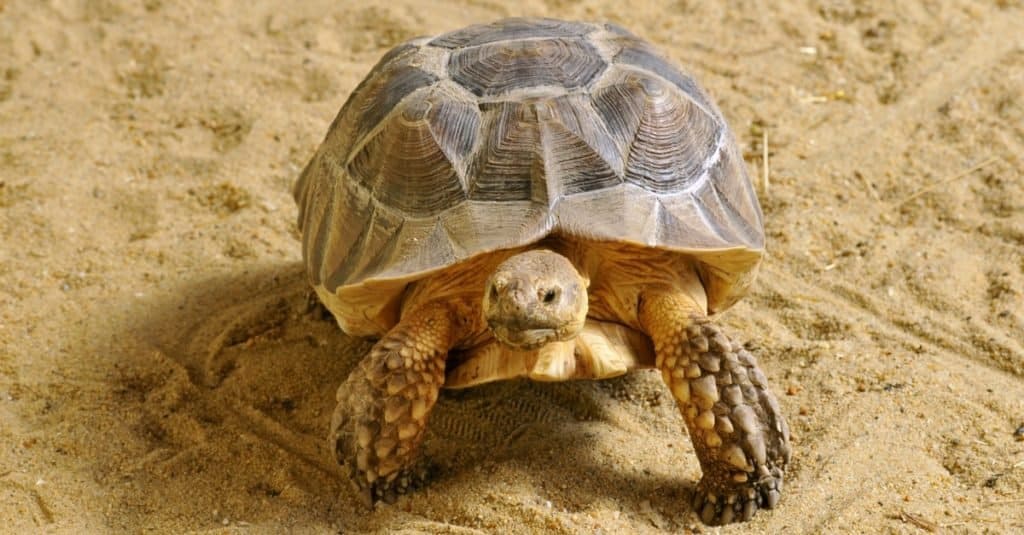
[639,291,791,525]
[331,300,469,504]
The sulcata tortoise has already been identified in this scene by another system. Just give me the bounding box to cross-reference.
[294,17,790,525]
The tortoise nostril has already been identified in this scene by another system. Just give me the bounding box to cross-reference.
[542,288,559,304]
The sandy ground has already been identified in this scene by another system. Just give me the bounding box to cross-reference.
[1,0,1023,533]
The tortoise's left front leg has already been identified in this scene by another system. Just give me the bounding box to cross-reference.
[640,291,791,525]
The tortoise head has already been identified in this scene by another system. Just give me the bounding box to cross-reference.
[483,250,588,350]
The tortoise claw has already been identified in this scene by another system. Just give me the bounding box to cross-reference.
[691,467,785,525]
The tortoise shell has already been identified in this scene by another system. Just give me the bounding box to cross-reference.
[294,18,764,337]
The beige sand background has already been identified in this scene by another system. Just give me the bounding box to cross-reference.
[1,0,1023,533]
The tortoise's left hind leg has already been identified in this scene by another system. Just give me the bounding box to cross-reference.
[331,301,462,504]
[640,291,791,525]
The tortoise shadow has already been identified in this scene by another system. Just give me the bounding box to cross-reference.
[111,262,359,528]
[423,376,707,527]
[113,261,707,530]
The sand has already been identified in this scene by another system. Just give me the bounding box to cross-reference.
[1,0,1022,533]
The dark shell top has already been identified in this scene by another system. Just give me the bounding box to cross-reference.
[294,18,764,336]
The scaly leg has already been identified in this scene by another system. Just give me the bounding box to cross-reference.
[331,301,462,504]
[639,291,791,525]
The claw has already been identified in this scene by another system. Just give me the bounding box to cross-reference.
[742,499,756,521]
[691,490,705,512]
[720,505,735,524]
[701,501,717,524]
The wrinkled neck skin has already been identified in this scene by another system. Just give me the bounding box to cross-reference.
[400,237,707,351]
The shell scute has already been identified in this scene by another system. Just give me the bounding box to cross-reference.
[467,101,546,204]
[332,63,438,161]
[448,38,607,97]
[607,27,718,120]
[429,18,594,49]
[346,88,479,217]
[538,95,623,194]
[592,71,719,194]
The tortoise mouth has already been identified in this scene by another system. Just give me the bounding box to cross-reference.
[490,324,561,350]
[489,320,584,350]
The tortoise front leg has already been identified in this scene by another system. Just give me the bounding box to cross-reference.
[331,301,464,504]
[639,291,791,525]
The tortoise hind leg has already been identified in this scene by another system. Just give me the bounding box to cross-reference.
[331,301,461,504]
[639,291,791,525]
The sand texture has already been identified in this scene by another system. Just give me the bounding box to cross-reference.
[2,0,1023,533]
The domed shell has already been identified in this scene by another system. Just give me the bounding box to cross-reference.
[294,18,764,337]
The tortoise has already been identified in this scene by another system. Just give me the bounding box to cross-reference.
[293,17,790,525]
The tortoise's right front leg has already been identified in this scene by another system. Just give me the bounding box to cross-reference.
[331,301,465,504]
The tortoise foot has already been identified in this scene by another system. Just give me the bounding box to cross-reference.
[351,457,435,506]
[332,362,439,506]
[330,304,452,505]
[679,317,790,524]
[691,465,784,525]
[640,292,791,525]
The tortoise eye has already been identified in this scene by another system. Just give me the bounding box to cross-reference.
[542,288,559,303]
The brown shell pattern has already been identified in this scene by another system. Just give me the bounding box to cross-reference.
[294,18,764,335]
